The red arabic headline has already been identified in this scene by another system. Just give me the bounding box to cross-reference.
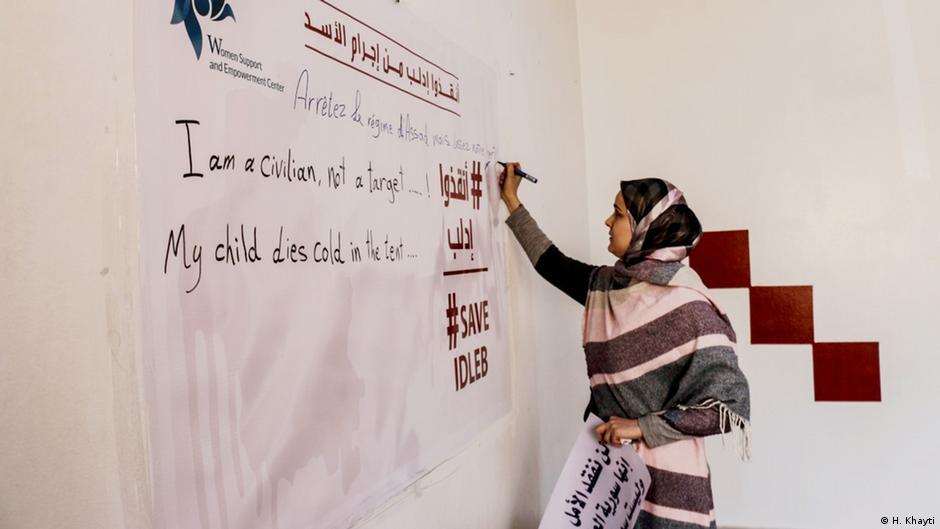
[303,1,462,116]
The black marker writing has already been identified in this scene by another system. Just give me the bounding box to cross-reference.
[175,120,204,178]
[164,224,203,294]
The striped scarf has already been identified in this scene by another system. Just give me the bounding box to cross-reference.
[583,179,750,528]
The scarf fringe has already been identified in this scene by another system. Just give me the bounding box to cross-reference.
[678,398,751,462]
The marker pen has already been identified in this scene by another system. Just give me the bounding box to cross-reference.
[497,161,538,183]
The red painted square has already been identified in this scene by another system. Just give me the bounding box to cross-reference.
[813,342,881,401]
[749,286,814,344]
[690,230,751,288]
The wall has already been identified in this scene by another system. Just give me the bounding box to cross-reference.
[0,1,590,529]
[576,1,940,528]
[0,0,148,527]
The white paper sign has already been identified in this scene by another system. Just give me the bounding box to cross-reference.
[539,414,651,529]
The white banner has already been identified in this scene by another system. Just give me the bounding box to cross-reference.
[134,1,509,528]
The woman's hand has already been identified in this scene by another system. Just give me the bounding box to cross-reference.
[595,416,643,446]
[498,162,523,213]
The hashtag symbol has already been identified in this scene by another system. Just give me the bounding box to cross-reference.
[446,292,459,350]
[470,161,483,210]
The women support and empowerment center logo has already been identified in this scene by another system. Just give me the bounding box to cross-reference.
[171,0,236,59]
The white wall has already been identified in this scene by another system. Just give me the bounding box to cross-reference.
[0,0,148,527]
[576,1,940,528]
[0,1,590,528]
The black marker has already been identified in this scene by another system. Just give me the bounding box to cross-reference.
[497,161,538,183]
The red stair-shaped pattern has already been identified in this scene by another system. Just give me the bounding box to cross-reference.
[689,230,881,402]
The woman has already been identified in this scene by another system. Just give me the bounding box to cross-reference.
[499,163,750,529]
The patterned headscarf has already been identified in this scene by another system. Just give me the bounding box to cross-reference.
[619,178,702,265]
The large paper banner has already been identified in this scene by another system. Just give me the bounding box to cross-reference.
[539,415,651,529]
[135,1,510,528]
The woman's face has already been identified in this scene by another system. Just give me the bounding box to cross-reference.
[605,191,634,258]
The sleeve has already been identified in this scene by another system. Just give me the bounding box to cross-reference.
[505,205,599,306]
[637,409,721,448]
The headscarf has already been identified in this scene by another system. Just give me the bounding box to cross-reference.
[619,178,702,265]
[611,178,713,297]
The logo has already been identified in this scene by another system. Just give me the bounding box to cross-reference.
[171,0,236,59]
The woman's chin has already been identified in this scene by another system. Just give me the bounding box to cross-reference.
[608,242,630,259]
